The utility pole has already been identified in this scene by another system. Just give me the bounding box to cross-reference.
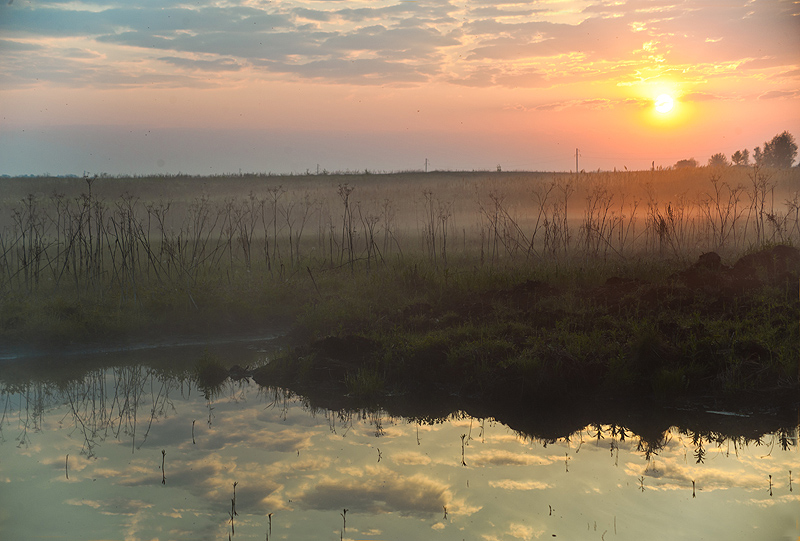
[575,148,579,173]
[425,158,428,173]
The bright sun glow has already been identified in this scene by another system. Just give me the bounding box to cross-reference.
[654,94,674,114]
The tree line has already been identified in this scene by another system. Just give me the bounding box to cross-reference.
[676,131,798,169]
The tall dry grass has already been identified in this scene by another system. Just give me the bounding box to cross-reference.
[0,166,797,342]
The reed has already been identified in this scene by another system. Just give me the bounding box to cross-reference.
[1,168,798,352]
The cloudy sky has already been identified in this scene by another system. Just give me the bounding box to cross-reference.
[1,0,798,175]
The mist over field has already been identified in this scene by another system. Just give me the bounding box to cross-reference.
[3,166,798,257]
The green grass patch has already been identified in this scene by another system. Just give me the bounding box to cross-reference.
[263,246,799,405]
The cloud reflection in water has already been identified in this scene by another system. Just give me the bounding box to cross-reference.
[0,367,797,540]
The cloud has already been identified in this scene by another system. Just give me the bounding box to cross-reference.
[66,497,153,516]
[493,69,547,88]
[645,1,800,68]
[323,25,458,59]
[525,96,649,112]
[465,17,639,62]
[447,65,502,87]
[737,57,786,70]
[196,425,313,453]
[293,7,331,23]
[470,6,547,19]
[0,39,44,51]
[297,470,451,516]
[334,2,457,25]
[581,0,678,16]
[229,481,285,513]
[488,479,551,490]
[267,456,333,474]
[43,452,94,475]
[116,458,225,487]
[624,456,766,492]
[158,56,243,72]
[758,89,800,100]
[392,451,433,466]
[681,91,719,102]
[507,522,544,540]
[471,449,553,466]
[748,494,800,509]
[111,452,289,513]
[261,57,435,85]
[0,0,797,91]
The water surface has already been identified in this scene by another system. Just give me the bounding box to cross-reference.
[1,345,798,540]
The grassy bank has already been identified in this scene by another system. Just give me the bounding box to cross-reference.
[0,270,304,350]
[1,169,799,408]
[254,245,800,409]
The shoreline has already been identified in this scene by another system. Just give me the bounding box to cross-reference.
[2,245,797,434]
[252,245,800,419]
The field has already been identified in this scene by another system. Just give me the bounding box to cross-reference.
[1,167,799,407]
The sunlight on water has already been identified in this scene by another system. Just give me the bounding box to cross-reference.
[0,365,798,540]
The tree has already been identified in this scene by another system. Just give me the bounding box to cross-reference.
[708,153,729,167]
[762,131,798,168]
[753,146,763,166]
[674,158,698,169]
[731,149,750,166]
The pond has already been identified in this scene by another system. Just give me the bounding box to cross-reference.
[0,340,798,541]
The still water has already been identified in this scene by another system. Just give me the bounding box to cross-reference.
[0,342,798,540]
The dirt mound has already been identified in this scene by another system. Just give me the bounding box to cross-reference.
[732,244,800,285]
[589,245,799,316]
[673,245,799,294]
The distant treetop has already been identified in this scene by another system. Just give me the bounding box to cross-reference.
[731,149,750,166]
[760,131,798,168]
[674,158,698,169]
[708,153,729,167]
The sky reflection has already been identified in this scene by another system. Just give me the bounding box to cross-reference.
[0,366,798,540]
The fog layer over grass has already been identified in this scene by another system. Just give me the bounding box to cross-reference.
[1,168,798,402]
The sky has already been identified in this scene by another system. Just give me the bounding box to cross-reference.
[1,0,799,176]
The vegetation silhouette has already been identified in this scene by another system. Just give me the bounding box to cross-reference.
[1,162,798,413]
[759,131,798,169]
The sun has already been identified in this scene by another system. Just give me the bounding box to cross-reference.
[654,94,674,114]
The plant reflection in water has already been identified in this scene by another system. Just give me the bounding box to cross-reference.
[0,362,798,540]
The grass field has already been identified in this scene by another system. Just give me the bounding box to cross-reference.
[2,167,798,405]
